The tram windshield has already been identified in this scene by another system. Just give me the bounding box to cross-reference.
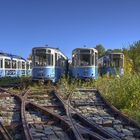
[72,49,97,66]
[79,49,94,66]
[34,49,53,66]
[80,54,90,66]
[110,54,124,68]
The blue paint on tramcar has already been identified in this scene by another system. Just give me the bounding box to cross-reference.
[32,46,68,83]
[0,52,28,78]
[70,48,98,80]
[98,53,124,77]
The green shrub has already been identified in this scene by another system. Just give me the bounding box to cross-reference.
[96,73,140,124]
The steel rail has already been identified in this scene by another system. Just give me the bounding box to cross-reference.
[0,87,33,140]
[26,101,78,140]
[0,122,12,140]
[54,89,120,140]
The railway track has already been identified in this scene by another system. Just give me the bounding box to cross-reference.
[0,86,78,140]
[24,102,77,140]
[55,89,120,140]
[0,87,27,140]
[26,88,67,116]
[23,87,78,140]
[70,89,140,140]
[1,85,140,140]
[26,87,119,139]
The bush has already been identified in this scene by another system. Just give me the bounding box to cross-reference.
[96,73,140,124]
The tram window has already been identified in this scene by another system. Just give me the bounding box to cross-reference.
[34,49,53,66]
[36,49,46,55]
[0,59,3,68]
[35,52,46,66]
[72,56,74,66]
[46,54,53,66]
[55,53,57,66]
[51,55,53,66]
[58,56,65,67]
[26,63,29,69]
[113,59,120,68]
[18,61,21,69]
[5,59,11,68]
[57,55,61,66]
[80,54,90,66]
[30,63,32,69]
[47,50,51,53]
[92,54,94,65]
[22,62,25,69]
[80,50,90,53]
[12,60,17,69]
[91,50,94,65]
[72,54,78,66]
[120,58,123,67]
[95,53,98,66]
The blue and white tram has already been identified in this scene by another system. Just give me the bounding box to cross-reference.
[70,48,98,80]
[0,52,27,77]
[98,52,124,77]
[32,47,68,82]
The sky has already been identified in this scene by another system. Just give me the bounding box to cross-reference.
[0,0,140,59]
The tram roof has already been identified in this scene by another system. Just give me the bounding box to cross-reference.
[0,52,26,60]
[72,47,98,53]
[32,46,68,59]
[108,52,124,55]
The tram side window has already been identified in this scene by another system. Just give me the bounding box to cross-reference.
[18,61,21,69]
[12,60,17,69]
[73,54,80,66]
[72,56,74,66]
[5,59,11,68]
[0,59,3,68]
[91,50,94,65]
[58,56,65,67]
[57,55,61,67]
[46,54,53,66]
[55,53,58,66]
[120,58,123,68]
[22,62,25,69]
[72,54,78,66]
[26,63,29,70]
[61,57,66,67]
[30,62,32,69]
[95,53,98,66]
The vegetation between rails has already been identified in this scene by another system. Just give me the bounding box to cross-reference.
[1,75,140,125]
[59,74,140,125]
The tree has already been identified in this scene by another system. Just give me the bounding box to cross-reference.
[128,41,140,72]
[95,44,105,58]
[27,54,32,60]
[122,48,133,74]
[105,49,112,55]
[111,49,122,53]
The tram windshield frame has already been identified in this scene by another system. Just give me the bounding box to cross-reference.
[72,49,97,66]
[34,49,53,66]
[110,54,124,68]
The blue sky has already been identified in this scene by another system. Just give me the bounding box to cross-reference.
[0,0,140,59]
